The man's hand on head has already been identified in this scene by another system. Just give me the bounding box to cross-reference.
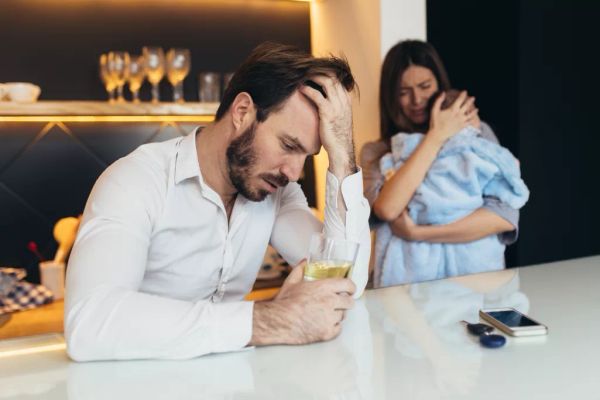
[299,76,358,180]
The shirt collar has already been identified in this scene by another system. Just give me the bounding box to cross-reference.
[175,127,203,185]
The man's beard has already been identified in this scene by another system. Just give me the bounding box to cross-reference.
[226,122,289,202]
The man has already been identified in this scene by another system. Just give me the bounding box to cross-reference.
[65,43,371,361]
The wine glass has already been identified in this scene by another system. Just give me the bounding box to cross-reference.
[99,54,116,102]
[166,48,191,103]
[304,233,360,281]
[143,47,165,103]
[107,51,130,103]
[128,55,145,103]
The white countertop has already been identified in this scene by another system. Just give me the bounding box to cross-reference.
[1,255,599,399]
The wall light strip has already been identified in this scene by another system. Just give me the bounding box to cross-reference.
[0,115,215,123]
[0,343,66,359]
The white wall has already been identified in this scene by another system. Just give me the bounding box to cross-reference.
[310,0,427,214]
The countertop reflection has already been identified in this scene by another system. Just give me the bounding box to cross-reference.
[1,255,599,399]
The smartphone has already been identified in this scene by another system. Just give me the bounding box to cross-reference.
[479,307,548,337]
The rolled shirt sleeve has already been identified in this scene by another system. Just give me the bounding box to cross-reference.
[270,169,371,299]
[324,170,372,298]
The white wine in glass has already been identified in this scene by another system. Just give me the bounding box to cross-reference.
[107,51,130,103]
[128,55,145,103]
[166,48,191,103]
[304,260,354,281]
[304,233,359,281]
[143,47,165,103]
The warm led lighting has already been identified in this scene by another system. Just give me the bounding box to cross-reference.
[0,343,66,359]
[0,115,215,123]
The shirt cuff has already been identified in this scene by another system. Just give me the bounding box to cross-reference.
[211,300,255,353]
[325,168,365,210]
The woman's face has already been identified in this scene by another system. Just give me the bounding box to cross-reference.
[397,65,439,126]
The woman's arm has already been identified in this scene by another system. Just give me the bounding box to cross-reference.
[373,91,477,221]
[390,208,514,243]
[373,134,446,221]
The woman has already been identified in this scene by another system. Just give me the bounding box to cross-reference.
[361,40,522,286]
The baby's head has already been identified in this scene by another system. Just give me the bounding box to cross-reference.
[441,89,462,110]
[428,89,481,130]
[428,89,462,111]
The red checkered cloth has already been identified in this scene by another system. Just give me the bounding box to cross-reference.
[0,268,54,315]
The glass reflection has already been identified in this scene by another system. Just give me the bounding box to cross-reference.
[368,269,528,397]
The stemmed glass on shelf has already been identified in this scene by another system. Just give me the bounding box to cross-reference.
[106,51,130,103]
[127,55,145,103]
[99,54,116,102]
[143,47,165,103]
[166,48,191,103]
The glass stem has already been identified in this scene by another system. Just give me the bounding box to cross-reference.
[152,83,160,103]
[117,85,124,102]
[173,82,184,103]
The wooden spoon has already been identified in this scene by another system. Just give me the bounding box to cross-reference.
[53,216,80,263]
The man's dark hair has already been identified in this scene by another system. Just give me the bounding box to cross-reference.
[216,42,356,122]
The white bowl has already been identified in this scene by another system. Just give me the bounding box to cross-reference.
[5,82,41,103]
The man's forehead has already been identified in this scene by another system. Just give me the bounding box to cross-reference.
[267,91,321,150]
[280,90,319,119]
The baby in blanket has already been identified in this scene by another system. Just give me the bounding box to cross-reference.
[374,90,530,287]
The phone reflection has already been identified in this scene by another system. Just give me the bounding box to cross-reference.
[65,300,374,400]
[367,269,528,397]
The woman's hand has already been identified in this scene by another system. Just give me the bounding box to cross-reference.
[428,91,478,144]
[390,211,421,241]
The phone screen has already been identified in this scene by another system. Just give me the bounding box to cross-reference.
[487,310,540,327]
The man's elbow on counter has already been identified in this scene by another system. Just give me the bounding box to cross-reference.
[65,324,91,362]
[66,341,91,362]
[64,304,103,362]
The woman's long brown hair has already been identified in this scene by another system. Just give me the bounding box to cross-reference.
[379,40,452,143]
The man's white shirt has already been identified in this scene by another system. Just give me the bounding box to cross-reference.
[65,129,371,361]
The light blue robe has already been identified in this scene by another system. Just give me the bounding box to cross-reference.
[375,128,529,287]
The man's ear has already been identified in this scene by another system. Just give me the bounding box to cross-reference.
[229,92,255,130]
